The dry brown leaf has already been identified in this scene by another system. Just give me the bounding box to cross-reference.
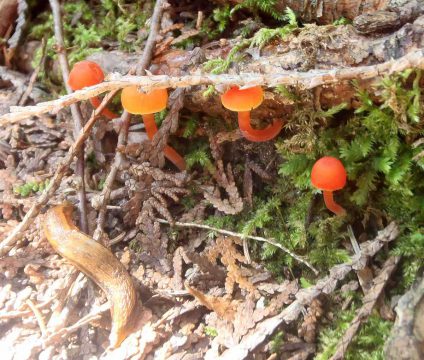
[207,237,256,296]
[298,298,324,343]
[186,284,239,321]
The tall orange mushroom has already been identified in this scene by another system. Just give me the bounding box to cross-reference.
[121,86,186,171]
[68,60,118,120]
[221,86,283,142]
[311,156,347,216]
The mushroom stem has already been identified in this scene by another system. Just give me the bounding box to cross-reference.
[237,111,283,142]
[89,97,119,120]
[142,114,186,171]
[323,190,346,216]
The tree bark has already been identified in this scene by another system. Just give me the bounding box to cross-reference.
[146,16,424,121]
[385,276,424,360]
[217,0,424,27]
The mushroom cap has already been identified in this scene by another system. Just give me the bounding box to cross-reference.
[221,86,264,112]
[121,86,168,115]
[68,60,104,91]
[311,156,347,191]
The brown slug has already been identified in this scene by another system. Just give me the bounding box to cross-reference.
[43,204,140,348]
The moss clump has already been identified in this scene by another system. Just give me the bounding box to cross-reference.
[317,307,392,360]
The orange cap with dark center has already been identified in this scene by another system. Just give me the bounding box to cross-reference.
[311,156,347,191]
[68,60,105,90]
[221,86,264,112]
[121,86,168,114]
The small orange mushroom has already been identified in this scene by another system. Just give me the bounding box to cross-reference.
[311,156,347,216]
[221,86,283,142]
[121,86,186,171]
[68,60,118,120]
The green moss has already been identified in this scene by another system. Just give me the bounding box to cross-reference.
[203,8,297,74]
[14,180,50,197]
[28,0,149,86]
[317,307,392,359]
[204,326,218,337]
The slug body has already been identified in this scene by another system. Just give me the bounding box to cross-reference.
[43,204,140,348]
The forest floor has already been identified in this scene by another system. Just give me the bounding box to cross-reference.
[0,0,423,359]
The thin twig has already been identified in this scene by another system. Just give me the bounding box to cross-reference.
[330,255,400,360]
[26,299,48,337]
[1,49,423,124]
[0,296,56,320]
[43,302,109,347]
[217,222,399,360]
[18,37,46,106]
[156,218,319,275]
[49,0,88,232]
[93,0,167,242]
[0,90,118,257]
[92,112,131,242]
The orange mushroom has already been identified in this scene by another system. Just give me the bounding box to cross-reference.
[221,86,283,142]
[121,86,186,171]
[311,156,347,216]
[68,60,118,120]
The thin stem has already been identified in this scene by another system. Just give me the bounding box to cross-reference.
[49,0,88,232]
[142,114,186,171]
[89,97,119,120]
[323,190,346,216]
[238,111,283,142]
[155,218,319,275]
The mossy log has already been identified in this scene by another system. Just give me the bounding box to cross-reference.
[214,0,424,28]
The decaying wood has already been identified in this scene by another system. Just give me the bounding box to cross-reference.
[330,255,400,360]
[1,30,423,124]
[218,0,424,26]
[385,275,424,360]
[218,222,399,360]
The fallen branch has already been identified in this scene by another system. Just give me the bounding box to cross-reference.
[217,222,399,360]
[0,90,118,257]
[1,49,423,124]
[330,255,400,360]
[156,218,319,275]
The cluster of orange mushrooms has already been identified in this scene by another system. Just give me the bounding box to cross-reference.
[68,60,348,216]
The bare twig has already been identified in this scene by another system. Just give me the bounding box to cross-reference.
[156,218,319,275]
[330,255,400,360]
[0,296,56,320]
[49,0,88,232]
[43,302,110,347]
[18,37,46,106]
[217,222,399,360]
[1,49,423,124]
[0,90,118,257]
[26,299,48,337]
[93,0,167,242]
[92,112,131,242]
